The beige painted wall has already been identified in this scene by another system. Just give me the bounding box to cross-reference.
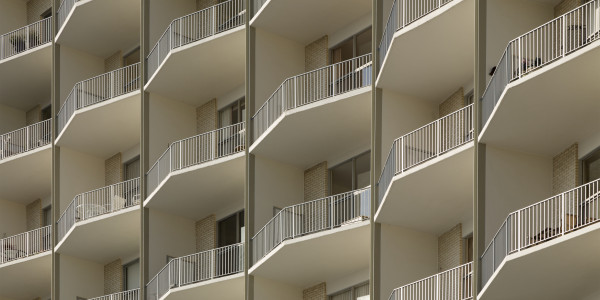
[0,199,26,237]
[254,276,303,300]
[60,254,104,300]
[0,103,26,134]
[148,209,196,277]
[59,45,105,107]
[59,147,105,211]
[149,0,196,47]
[0,0,26,33]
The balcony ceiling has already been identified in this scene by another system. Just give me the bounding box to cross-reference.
[0,146,51,204]
[0,45,51,110]
[250,0,371,44]
[0,254,51,300]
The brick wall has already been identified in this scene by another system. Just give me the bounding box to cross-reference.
[105,51,124,73]
[104,259,123,294]
[196,99,218,134]
[304,162,328,201]
[197,0,218,10]
[438,223,463,272]
[26,199,42,230]
[303,282,327,300]
[26,0,51,23]
[439,88,464,118]
[196,214,217,252]
[553,143,579,194]
[105,153,123,186]
[554,0,583,17]
[305,36,329,72]
[26,105,41,125]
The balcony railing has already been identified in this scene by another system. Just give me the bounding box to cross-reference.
[252,0,267,17]
[146,243,244,300]
[252,54,372,143]
[0,17,52,61]
[481,178,600,287]
[57,178,140,242]
[379,0,454,67]
[57,63,140,134]
[0,119,52,161]
[57,0,78,32]
[146,122,245,197]
[89,289,140,300]
[252,187,371,264]
[146,0,245,80]
[377,104,473,207]
[0,226,51,265]
[481,0,600,129]
[388,262,473,300]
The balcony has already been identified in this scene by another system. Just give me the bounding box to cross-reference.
[376,105,473,233]
[145,0,245,105]
[56,63,141,158]
[0,226,52,300]
[480,0,600,156]
[90,289,140,300]
[56,178,140,263]
[388,262,473,300]
[376,0,474,101]
[250,54,372,167]
[250,188,370,287]
[0,18,52,110]
[145,123,245,219]
[479,179,600,300]
[0,120,52,204]
[251,0,370,44]
[56,0,139,57]
[146,243,244,300]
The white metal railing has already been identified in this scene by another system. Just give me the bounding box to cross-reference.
[89,289,140,300]
[0,119,52,161]
[377,104,473,207]
[57,178,140,242]
[481,178,600,287]
[0,17,52,61]
[481,0,600,129]
[252,187,371,264]
[146,243,244,300]
[146,0,245,80]
[57,63,140,134]
[0,226,51,265]
[57,0,78,32]
[252,0,267,16]
[388,262,473,300]
[146,122,245,197]
[252,54,372,143]
[379,0,454,67]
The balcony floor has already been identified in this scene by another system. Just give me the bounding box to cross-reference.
[56,206,140,264]
[249,221,370,288]
[163,273,244,300]
[479,39,600,157]
[0,252,51,300]
[250,87,371,169]
[375,143,473,234]
[0,145,51,204]
[376,0,474,102]
[251,0,371,44]
[144,153,245,220]
[145,27,245,106]
[56,91,141,158]
[479,222,600,300]
[56,0,140,58]
[0,43,51,110]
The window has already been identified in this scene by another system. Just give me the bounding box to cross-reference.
[124,156,140,180]
[464,90,474,106]
[41,105,51,121]
[463,235,473,263]
[123,47,140,66]
[43,206,52,227]
[330,27,372,64]
[217,210,244,247]
[273,207,282,217]
[219,98,245,127]
[330,151,371,195]
[329,282,369,300]
[123,259,140,290]
[40,8,52,19]
[583,147,600,183]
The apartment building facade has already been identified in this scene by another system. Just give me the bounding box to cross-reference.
[0,0,598,299]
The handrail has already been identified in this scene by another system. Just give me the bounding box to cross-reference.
[0,226,52,265]
[480,178,600,287]
[480,0,600,130]
[145,122,246,197]
[252,187,371,264]
[388,262,473,300]
[0,119,52,161]
[89,289,140,300]
[251,53,372,143]
[57,0,78,31]
[0,18,52,61]
[377,104,474,207]
[146,0,245,81]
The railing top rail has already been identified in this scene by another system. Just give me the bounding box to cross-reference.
[146,122,245,174]
[0,17,51,37]
[378,0,399,47]
[391,261,473,292]
[79,62,140,84]
[251,186,371,241]
[89,288,140,300]
[252,53,372,118]
[0,119,51,139]
[0,225,51,243]
[397,103,473,144]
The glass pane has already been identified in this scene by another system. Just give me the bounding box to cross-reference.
[125,157,140,180]
[584,150,600,183]
[354,282,370,299]
[125,260,140,289]
[355,151,371,189]
[356,28,372,56]
[330,289,352,300]
[218,214,238,247]
[219,107,232,127]
[331,38,354,64]
[331,160,353,194]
